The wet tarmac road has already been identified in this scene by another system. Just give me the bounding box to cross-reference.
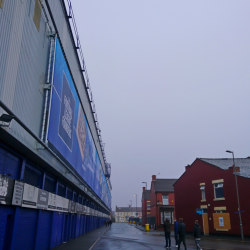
[92,223,250,250]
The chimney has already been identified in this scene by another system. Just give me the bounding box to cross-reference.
[229,166,240,173]
[152,175,156,181]
[185,165,190,171]
[143,187,145,192]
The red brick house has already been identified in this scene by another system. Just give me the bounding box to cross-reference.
[149,175,177,230]
[141,187,150,226]
[174,158,250,236]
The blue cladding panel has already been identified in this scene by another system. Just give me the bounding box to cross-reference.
[13,208,38,250]
[57,183,66,197]
[63,214,70,242]
[0,206,14,250]
[0,148,21,179]
[44,177,56,193]
[35,211,52,250]
[75,215,80,238]
[67,189,73,200]
[50,212,64,248]
[23,166,42,188]
[71,214,76,239]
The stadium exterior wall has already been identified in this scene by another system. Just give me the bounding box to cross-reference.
[0,0,111,249]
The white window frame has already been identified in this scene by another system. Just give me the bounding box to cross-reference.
[162,195,169,205]
[164,211,171,222]
[147,202,150,209]
[200,185,206,200]
[161,212,164,224]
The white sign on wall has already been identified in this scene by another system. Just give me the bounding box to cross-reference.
[219,217,224,227]
[12,181,24,206]
[22,183,39,208]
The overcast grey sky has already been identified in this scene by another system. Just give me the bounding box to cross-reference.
[72,0,250,210]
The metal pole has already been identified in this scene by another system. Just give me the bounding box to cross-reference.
[232,152,244,240]
[136,195,137,217]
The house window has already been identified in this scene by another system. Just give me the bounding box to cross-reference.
[161,211,172,224]
[33,0,42,31]
[215,210,226,213]
[200,185,206,200]
[0,0,4,9]
[162,195,169,205]
[164,211,171,222]
[161,212,164,224]
[214,183,224,199]
[147,202,150,209]
[202,209,207,214]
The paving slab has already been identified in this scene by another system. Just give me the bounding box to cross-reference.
[52,226,110,250]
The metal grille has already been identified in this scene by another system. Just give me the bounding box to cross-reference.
[66,188,72,200]
[23,167,42,187]
[44,175,56,193]
[57,183,66,197]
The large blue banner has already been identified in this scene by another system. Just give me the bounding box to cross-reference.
[48,39,111,209]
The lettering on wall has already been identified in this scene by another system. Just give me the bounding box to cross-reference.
[59,72,75,150]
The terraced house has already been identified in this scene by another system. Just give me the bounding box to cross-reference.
[174,158,250,236]
[115,206,142,223]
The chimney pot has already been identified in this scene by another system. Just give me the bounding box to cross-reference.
[152,175,156,181]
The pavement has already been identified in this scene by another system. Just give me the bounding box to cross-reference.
[93,223,250,250]
[53,223,250,250]
[52,226,110,250]
[130,223,250,243]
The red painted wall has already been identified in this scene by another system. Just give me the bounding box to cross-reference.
[141,190,148,225]
[150,182,157,219]
[174,159,250,235]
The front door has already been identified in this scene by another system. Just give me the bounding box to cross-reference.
[202,209,209,234]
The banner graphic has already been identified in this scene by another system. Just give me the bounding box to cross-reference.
[47,38,111,209]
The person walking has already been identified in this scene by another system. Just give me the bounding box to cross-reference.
[163,218,171,249]
[174,219,179,247]
[109,219,113,228]
[178,218,187,250]
[193,220,202,250]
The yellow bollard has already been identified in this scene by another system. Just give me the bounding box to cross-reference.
[145,224,149,231]
[133,221,135,224]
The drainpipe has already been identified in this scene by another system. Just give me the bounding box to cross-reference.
[40,34,56,142]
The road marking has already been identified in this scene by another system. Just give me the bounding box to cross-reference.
[89,237,100,250]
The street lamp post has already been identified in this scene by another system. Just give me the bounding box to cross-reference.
[226,150,244,240]
[130,200,132,215]
[134,194,137,217]
[127,204,130,222]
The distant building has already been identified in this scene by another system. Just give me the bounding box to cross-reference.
[115,206,142,223]
[111,211,116,222]
[174,158,250,236]
[141,187,150,226]
[149,175,177,230]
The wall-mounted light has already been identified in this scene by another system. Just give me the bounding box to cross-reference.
[0,114,14,127]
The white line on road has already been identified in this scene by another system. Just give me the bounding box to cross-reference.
[89,237,100,250]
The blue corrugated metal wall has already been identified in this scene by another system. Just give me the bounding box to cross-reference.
[0,147,21,179]
[50,212,64,248]
[0,206,14,250]
[0,144,109,250]
[35,210,53,250]
[13,208,38,250]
